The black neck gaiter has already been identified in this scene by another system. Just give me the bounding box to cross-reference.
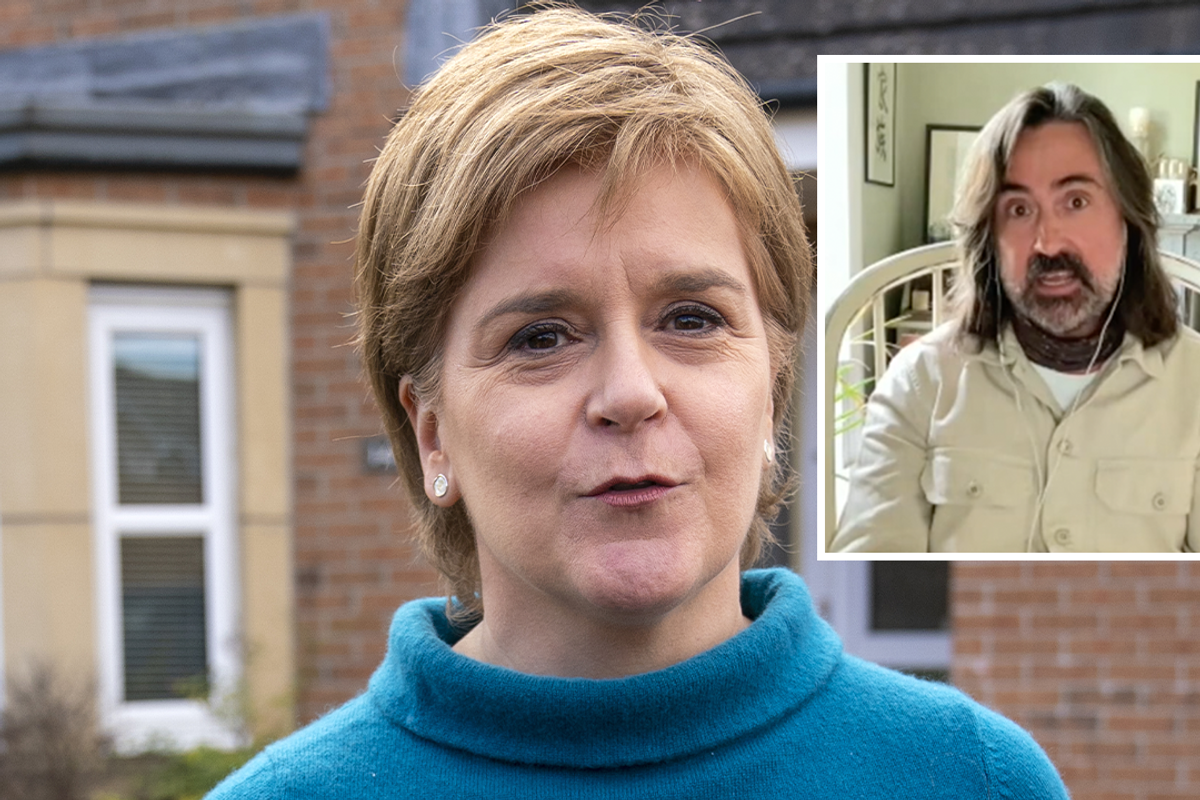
[1009,312,1124,373]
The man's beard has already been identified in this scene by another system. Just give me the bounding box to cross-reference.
[1001,252,1121,337]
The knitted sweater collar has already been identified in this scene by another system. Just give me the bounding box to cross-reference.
[367,568,842,768]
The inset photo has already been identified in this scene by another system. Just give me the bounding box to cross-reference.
[818,59,1200,555]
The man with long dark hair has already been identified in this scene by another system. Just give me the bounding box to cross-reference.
[833,82,1200,553]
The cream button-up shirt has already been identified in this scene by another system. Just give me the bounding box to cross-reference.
[832,323,1200,553]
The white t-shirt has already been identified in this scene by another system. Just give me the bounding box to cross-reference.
[1031,362,1102,412]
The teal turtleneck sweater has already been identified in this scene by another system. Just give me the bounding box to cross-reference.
[207,568,1068,798]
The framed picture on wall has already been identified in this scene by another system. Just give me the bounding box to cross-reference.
[1193,80,1200,175]
[865,63,896,186]
[924,125,980,242]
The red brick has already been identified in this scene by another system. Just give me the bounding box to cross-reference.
[1108,613,1178,632]
[253,0,305,13]
[956,611,1023,630]
[993,587,1058,605]
[1030,613,1098,630]
[1028,562,1101,580]
[1148,587,1200,603]
[1029,663,1098,681]
[1057,763,1100,783]
[69,17,119,37]
[992,637,1060,655]
[103,177,170,203]
[1066,741,1138,758]
[1068,588,1138,605]
[1066,639,1134,657]
[1105,766,1178,783]
[125,11,176,31]
[1105,713,1175,732]
[1109,562,1180,578]
[993,689,1061,706]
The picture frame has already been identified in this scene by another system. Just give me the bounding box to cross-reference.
[864,63,896,186]
[1193,81,1200,174]
[1154,178,1187,216]
[924,125,980,243]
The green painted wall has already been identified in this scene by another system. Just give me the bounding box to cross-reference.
[873,62,1200,256]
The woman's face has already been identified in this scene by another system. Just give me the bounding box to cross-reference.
[414,162,775,626]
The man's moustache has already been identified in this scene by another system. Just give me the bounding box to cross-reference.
[1026,252,1095,291]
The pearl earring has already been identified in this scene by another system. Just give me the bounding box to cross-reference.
[433,474,449,498]
[764,439,774,464]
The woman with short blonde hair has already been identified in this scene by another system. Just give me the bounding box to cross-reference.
[355,5,807,621]
[209,7,1068,798]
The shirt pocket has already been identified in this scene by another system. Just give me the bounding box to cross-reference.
[1094,459,1194,516]
[920,449,1035,508]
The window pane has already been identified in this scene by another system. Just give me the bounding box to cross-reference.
[870,562,949,631]
[114,333,203,504]
[121,536,208,701]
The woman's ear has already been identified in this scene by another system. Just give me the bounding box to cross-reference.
[761,396,775,470]
[399,376,460,506]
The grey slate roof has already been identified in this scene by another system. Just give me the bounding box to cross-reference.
[577,0,1200,107]
[0,13,329,170]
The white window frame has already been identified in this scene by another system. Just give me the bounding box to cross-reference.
[0,491,5,717]
[89,285,241,751]
[803,550,950,673]
[825,561,950,671]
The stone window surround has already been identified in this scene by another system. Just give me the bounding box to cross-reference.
[0,199,295,743]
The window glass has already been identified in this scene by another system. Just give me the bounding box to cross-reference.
[114,333,203,504]
[870,562,949,631]
[121,536,207,701]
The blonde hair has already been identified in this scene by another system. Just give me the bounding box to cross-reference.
[354,4,811,619]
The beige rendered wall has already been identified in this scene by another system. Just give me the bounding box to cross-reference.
[896,62,1200,250]
[0,277,94,679]
[235,284,295,737]
[0,200,295,739]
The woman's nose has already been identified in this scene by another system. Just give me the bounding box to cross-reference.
[585,334,667,430]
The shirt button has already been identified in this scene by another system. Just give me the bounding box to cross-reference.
[1153,492,1167,510]
[966,481,982,499]
[1058,440,1073,455]
[1054,528,1072,546]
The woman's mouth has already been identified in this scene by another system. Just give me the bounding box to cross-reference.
[586,477,678,508]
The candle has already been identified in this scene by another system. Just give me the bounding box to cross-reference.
[1129,107,1150,138]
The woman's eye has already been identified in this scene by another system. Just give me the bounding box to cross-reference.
[666,305,725,333]
[526,330,561,349]
[1006,201,1030,219]
[674,313,708,330]
[508,322,569,353]
[1068,194,1089,210]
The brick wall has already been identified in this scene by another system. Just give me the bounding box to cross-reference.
[953,562,1200,800]
[0,0,440,725]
